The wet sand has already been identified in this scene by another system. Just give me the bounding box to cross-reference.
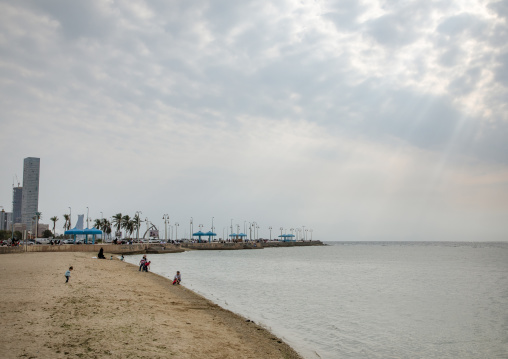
[0,252,302,359]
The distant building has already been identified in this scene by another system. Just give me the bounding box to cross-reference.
[37,223,50,237]
[13,223,27,233]
[13,186,22,224]
[76,214,84,230]
[21,157,40,231]
[0,210,12,231]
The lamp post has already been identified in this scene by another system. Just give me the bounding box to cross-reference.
[269,226,272,241]
[190,217,193,240]
[68,207,71,229]
[305,229,308,241]
[175,222,179,241]
[135,211,142,240]
[249,222,252,241]
[230,218,233,237]
[280,227,283,241]
[163,214,169,240]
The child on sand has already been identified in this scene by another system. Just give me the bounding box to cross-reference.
[65,266,73,283]
[172,271,181,285]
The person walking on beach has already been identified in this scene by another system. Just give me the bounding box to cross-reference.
[139,255,147,271]
[173,271,181,285]
[65,266,73,283]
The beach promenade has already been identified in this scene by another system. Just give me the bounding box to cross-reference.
[0,251,302,359]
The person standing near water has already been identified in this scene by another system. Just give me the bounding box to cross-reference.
[139,255,147,271]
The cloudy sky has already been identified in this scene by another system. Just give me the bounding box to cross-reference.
[1,0,507,241]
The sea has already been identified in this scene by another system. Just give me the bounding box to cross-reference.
[125,241,508,359]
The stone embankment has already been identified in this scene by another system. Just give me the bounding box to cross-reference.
[0,240,324,255]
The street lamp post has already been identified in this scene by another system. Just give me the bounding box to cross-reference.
[230,218,233,237]
[269,226,272,241]
[190,217,193,241]
[163,214,169,241]
[280,227,283,241]
[135,211,142,240]
[86,207,89,228]
[175,222,179,241]
[68,207,71,229]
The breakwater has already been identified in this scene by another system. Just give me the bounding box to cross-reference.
[0,240,324,255]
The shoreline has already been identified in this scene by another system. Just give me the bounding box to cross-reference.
[0,251,303,359]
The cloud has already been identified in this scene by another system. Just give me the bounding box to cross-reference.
[1,0,508,241]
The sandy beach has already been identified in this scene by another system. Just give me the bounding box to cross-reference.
[0,251,302,359]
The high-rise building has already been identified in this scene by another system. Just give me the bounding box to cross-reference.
[21,157,40,230]
[0,210,12,231]
[13,186,22,223]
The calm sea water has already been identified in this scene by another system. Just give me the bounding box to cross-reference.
[126,242,508,359]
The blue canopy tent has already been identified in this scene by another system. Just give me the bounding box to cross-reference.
[64,227,103,244]
[229,233,247,241]
[278,234,296,242]
[64,227,84,244]
[204,231,216,242]
[84,227,102,244]
[192,231,206,242]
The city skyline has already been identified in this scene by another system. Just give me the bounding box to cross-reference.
[1,1,507,241]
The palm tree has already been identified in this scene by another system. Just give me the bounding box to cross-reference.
[50,216,59,238]
[104,219,112,240]
[112,213,122,233]
[63,214,71,231]
[126,219,135,239]
[94,218,102,229]
[35,212,42,237]
[121,215,131,238]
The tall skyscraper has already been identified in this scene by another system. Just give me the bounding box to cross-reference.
[13,186,22,223]
[21,157,40,230]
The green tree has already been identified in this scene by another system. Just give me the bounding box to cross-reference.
[121,215,131,238]
[104,219,112,240]
[112,213,123,233]
[63,214,71,231]
[42,229,53,238]
[50,216,59,238]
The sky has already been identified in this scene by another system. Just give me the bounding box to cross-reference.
[1,0,507,241]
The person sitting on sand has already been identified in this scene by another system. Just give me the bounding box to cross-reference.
[139,255,146,271]
[98,247,106,259]
[172,271,181,285]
